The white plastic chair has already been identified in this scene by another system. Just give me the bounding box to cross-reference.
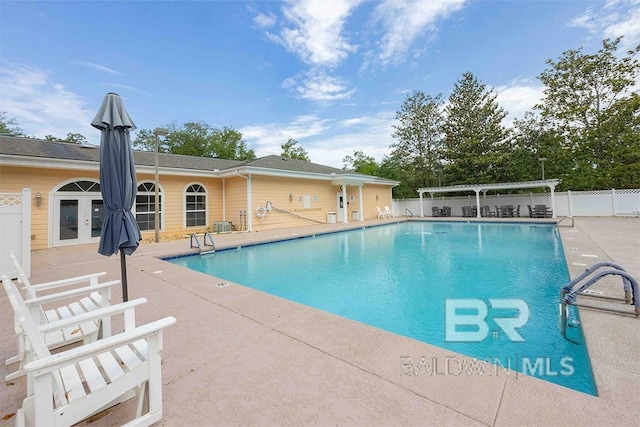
[5,251,119,381]
[2,275,176,427]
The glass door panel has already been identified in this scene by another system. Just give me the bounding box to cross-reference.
[59,200,79,240]
[91,199,106,237]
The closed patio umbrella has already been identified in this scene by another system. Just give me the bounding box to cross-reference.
[92,92,141,302]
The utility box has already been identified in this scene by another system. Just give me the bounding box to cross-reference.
[352,211,360,221]
[213,221,232,232]
[327,212,336,224]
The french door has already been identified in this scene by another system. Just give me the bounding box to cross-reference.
[53,195,105,247]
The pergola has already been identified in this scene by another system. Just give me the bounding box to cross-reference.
[417,179,561,218]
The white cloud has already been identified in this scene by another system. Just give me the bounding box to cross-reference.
[569,0,640,49]
[240,114,331,156]
[0,65,96,142]
[373,0,467,65]
[71,61,121,75]
[240,111,397,168]
[254,11,277,29]
[283,69,355,101]
[495,80,545,126]
[267,0,362,67]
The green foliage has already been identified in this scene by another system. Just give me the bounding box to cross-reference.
[534,37,640,190]
[281,138,310,161]
[441,72,510,185]
[0,112,22,134]
[44,133,88,144]
[133,122,256,161]
[391,91,444,188]
[342,150,379,175]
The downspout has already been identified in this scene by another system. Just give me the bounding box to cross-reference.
[235,170,252,231]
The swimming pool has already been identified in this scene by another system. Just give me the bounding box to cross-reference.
[168,221,596,395]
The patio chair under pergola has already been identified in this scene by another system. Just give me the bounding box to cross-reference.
[417,179,560,219]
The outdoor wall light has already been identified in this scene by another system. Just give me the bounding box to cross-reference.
[34,192,42,207]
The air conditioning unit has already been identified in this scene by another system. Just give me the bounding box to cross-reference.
[212,221,232,232]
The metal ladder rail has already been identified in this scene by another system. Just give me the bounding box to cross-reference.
[561,265,639,319]
[555,216,574,228]
[203,232,216,250]
[562,261,633,303]
[405,208,413,217]
[189,234,201,249]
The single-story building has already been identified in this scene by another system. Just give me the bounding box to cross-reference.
[0,135,398,250]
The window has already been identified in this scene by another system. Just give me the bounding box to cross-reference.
[185,184,207,227]
[136,182,161,231]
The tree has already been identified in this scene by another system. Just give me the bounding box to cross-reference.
[133,122,256,161]
[391,91,444,189]
[343,150,379,175]
[44,133,88,144]
[0,112,22,134]
[280,138,310,161]
[536,37,640,189]
[441,72,510,185]
[211,127,256,161]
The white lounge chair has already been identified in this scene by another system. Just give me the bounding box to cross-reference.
[2,275,176,427]
[384,206,393,218]
[376,206,385,219]
[5,251,119,381]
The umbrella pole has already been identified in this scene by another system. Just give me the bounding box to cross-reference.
[120,250,129,302]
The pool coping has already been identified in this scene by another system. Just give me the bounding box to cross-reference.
[1,217,638,426]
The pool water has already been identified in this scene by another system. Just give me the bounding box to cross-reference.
[169,221,597,395]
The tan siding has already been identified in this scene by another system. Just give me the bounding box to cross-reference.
[1,163,397,249]
[251,176,338,231]
[136,173,223,241]
[0,166,100,250]
[223,177,248,230]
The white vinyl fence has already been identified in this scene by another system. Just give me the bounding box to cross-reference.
[0,189,32,278]
[394,188,640,218]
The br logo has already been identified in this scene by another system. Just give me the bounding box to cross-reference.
[445,299,530,342]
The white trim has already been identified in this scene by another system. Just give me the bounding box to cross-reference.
[137,180,164,233]
[49,178,101,248]
[182,182,209,229]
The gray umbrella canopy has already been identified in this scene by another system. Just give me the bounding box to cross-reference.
[92,93,141,301]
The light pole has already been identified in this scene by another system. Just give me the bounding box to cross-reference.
[153,127,169,243]
[538,157,547,181]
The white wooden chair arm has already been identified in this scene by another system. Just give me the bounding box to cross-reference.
[38,298,147,334]
[27,272,108,292]
[24,280,120,306]
[24,316,177,374]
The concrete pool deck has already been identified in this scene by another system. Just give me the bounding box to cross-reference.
[1,216,638,426]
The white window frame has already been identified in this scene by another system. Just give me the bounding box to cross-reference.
[135,181,163,232]
[183,183,208,229]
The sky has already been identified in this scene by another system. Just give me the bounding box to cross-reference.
[1,0,639,168]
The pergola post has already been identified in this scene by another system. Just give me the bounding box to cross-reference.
[419,191,424,217]
[475,189,481,218]
[550,185,557,218]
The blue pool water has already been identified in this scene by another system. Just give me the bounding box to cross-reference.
[169,221,596,395]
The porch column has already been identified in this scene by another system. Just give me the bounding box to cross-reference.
[358,185,364,221]
[342,185,348,223]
